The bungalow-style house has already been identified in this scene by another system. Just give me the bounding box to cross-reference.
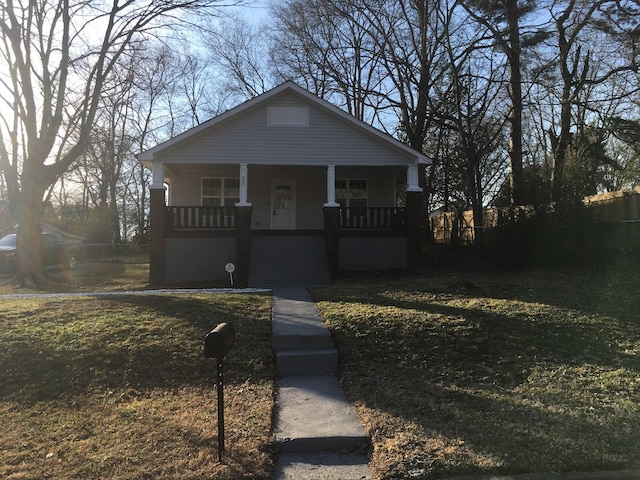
[138,81,430,287]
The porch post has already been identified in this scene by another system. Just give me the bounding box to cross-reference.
[324,165,339,207]
[149,185,166,286]
[235,205,252,288]
[407,165,421,192]
[405,188,423,273]
[406,164,423,271]
[324,164,340,279]
[237,163,251,206]
[151,161,165,189]
[323,206,340,280]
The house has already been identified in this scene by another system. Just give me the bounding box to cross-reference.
[138,81,430,287]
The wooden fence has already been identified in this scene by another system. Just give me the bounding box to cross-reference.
[430,188,640,256]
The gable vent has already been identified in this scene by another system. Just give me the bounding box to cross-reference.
[268,106,309,127]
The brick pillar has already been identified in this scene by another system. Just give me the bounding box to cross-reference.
[149,187,166,286]
[405,191,423,272]
[323,206,340,280]
[235,205,252,288]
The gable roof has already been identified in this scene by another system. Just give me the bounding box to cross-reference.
[138,81,430,167]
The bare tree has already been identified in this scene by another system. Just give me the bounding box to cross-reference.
[0,0,229,286]
[202,15,273,101]
[437,20,510,245]
[77,64,138,244]
[461,0,550,206]
[270,0,388,125]
[544,0,640,203]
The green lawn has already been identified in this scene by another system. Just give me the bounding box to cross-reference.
[312,267,640,479]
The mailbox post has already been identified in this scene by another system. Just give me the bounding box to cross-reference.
[204,322,235,461]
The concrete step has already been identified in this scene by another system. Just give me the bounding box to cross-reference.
[276,452,371,480]
[250,274,330,288]
[274,375,370,453]
[272,292,335,351]
[277,349,338,376]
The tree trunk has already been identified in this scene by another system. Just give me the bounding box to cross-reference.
[471,160,485,248]
[14,174,48,287]
[505,0,525,206]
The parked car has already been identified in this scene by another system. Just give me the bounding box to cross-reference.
[0,233,80,272]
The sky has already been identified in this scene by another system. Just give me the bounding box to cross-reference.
[232,0,270,24]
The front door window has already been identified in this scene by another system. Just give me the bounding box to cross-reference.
[271,180,296,229]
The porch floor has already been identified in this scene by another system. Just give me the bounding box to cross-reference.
[248,234,331,287]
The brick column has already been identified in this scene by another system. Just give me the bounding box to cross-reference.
[235,205,252,288]
[149,187,166,286]
[405,190,423,272]
[323,206,340,280]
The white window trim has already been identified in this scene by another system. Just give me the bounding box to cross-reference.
[201,177,240,206]
[336,178,368,208]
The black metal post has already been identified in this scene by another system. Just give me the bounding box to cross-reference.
[217,356,224,462]
[204,322,234,462]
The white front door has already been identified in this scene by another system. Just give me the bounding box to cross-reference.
[271,179,296,229]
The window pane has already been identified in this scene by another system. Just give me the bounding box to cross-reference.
[275,185,292,209]
[349,179,367,199]
[203,197,221,207]
[224,178,240,198]
[202,178,221,197]
[335,179,347,199]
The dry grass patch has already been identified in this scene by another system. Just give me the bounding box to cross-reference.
[0,293,276,480]
[312,268,640,479]
[0,259,151,294]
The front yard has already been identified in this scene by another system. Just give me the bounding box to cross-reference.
[312,267,640,479]
[0,290,276,480]
[1,259,639,479]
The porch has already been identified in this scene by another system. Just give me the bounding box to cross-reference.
[149,195,423,287]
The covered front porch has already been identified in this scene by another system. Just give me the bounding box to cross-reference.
[148,162,424,286]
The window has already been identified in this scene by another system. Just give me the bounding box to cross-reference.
[335,179,368,208]
[202,178,240,207]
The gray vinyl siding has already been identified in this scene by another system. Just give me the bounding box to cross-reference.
[154,92,415,167]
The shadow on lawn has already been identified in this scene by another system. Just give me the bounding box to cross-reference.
[364,378,636,476]
[1,293,274,405]
[323,278,640,378]
[313,278,640,476]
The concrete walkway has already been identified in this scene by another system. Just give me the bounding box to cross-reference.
[272,287,371,480]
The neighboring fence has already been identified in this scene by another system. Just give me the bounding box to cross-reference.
[430,210,475,245]
[582,189,640,256]
[430,188,640,257]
